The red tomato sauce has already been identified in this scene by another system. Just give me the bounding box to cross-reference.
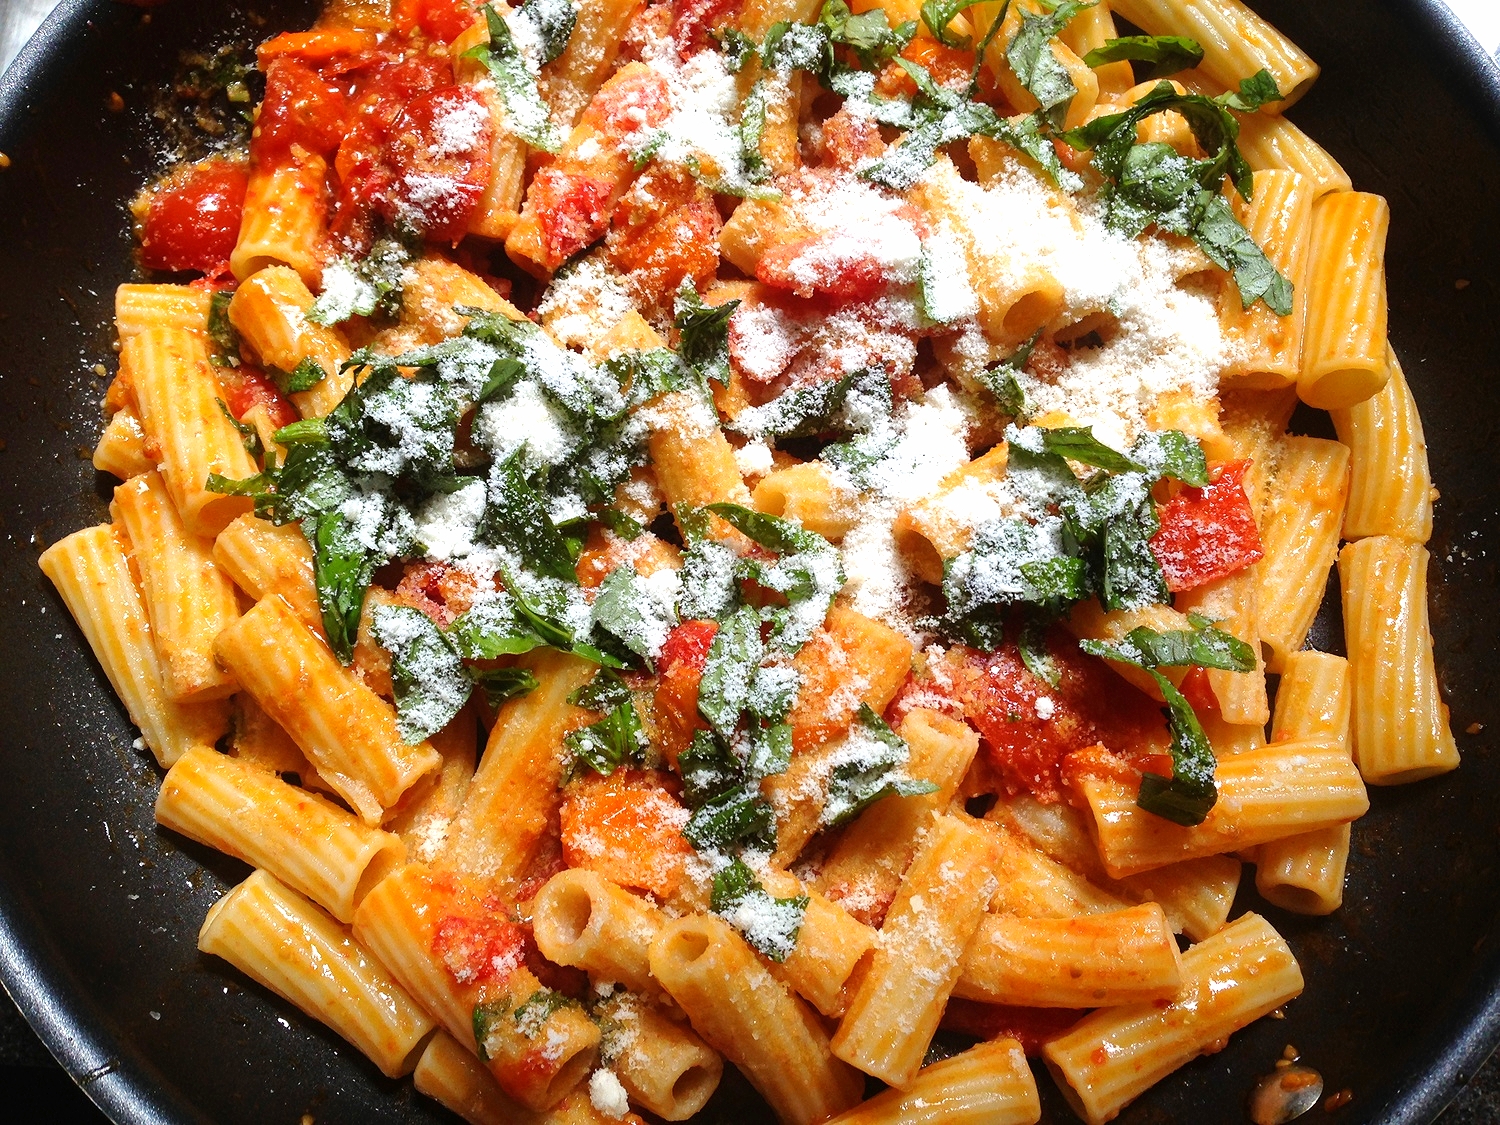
[935,632,1168,803]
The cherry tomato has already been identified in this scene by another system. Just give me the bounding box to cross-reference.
[253,57,349,161]
[396,0,481,43]
[385,85,494,243]
[218,363,299,430]
[140,162,247,275]
[528,167,618,270]
[1149,459,1265,592]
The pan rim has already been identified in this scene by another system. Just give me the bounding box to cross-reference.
[1,1,1499,1122]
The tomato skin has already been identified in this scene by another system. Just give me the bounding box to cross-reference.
[652,620,718,767]
[140,163,247,275]
[529,167,618,269]
[219,363,299,430]
[1149,459,1265,592]
[940,634,1167,803]
[756,233,890,301]
[385,86,494,243]
[253,57,349,161]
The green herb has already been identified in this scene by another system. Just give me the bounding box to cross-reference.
[704,503,844,650]
[564,676,646,776]
[1082,34,1204,80]
[513,0,577,64]
[273,418,329,446]
[920,0,988,48]
[371,604,473,743]
[716,27,759,71]
[1039,426,1146,474]
[479,454,579,583]
[268,356,327,396]
[678,730,743,807]
[472,999,510,1061]
[1006,0,1092,129]
[1077,616,1253,826]
[1060,75,1292,314]
[674,281,738,388]
[739,80,773,186]
[1219,69,1282,112]
[217,399,263,460]
[710,858,809,961]
[819,0,916,70]
[683,783,777,851]
[860,60,1066,190]
[1078,614,1255,673]
[974,330,1041,418]
[307,238,415,325]
[591,565,678,667]
[207,289,240,359]
[464,4,567,154]
[512,988,578,1038]
[727,372,856,439]
[598,507,644,540]
[306,509,383,664]
[821,705,938,827]
[1017,614,1060,686]
[471,666,539,708]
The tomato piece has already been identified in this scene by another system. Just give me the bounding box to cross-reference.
[876,37,976,100]
[529,167,618,269]
[421,0,481,42]
[653,620,717,766]
[606,171,722,305]
[671,0,743,57]
[941,634,1167,803]
[940,1000,1086,1055]
[431,911,528,988]
[756,232,891,301]
[583,66,672,140]
[1149,459,1264,593]
[256,29,381,67]
[218,363,299,430]
[254,57,349,161]
[384,85,494,243]
[140,162,247,275]
[559,769,694,899]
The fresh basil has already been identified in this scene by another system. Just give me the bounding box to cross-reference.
[371,604,472,743]
[710,858,809,961]
[465,4,565,154]
[820,705,938,827]
[1082,34,1204,80]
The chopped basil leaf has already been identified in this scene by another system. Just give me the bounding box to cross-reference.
[1139,672,1216,825]
[974,330,1041,418]
[465,5,565,154]
[207,289,240,357]
[1017,614,1060,686]
[273,417,328,446]
[306,509,383,664]
[1006,0,1091,129]
[1040,426,1145,474]
[371,604,472,743]
[727,372,856,439]
[738,80,773,186]
[820,705,938,827]
[919,0,989,48]
[479,454,578,583]
[1078,614,1256,673]
[1059,78,1292,315]
[268,356,327,396]
[564,690,646,776]
[716,27,759,71]
[307,238,414,325]
[471,666,539,708]
[674,280,738,388]
[513,0,577,65]
[512,988,578,1038]
[696,606,768,740]
[679,729,743,808]
[683,783,777,851]
[1219,68,1282,112]
[710,858,808,961]
[1082,34,1204,80]
[820,0,916,70]
[598,507,644,540]
[216,399,263,459]
[592,565,678,667]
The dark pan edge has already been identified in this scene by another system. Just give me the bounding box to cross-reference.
[2,1,1500,1123]
[1397,0,1500,145]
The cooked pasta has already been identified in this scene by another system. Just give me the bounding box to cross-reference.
[44,0,1458,1120]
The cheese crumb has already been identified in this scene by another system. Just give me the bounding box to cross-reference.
[589,1069,630,1118]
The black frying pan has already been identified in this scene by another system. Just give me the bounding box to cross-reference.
[2,1,1499,1121]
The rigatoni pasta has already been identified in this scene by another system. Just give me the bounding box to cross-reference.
[45,0,1462,1119]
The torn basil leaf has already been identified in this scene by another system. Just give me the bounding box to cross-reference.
[471,666,539,708]
[207,289,240,358]
[307,238,414,325]
[1006,0,1090,129]
[592,565,678,667]
[727,372,856,440]
[371,604,472,744]
[919,0,988,48]
[674,280,738,388]
[269,356,327,396]
[465,5,565,154]
[1082,34,1204,80]
[683,783,777,851]
[1078,614,1256,673]
[820,705,938,827]
[710,858,809,961]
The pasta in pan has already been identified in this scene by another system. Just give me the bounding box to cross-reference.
[41,0,1455,1120]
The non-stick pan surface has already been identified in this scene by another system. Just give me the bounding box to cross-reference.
[1,1,1498,1121]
